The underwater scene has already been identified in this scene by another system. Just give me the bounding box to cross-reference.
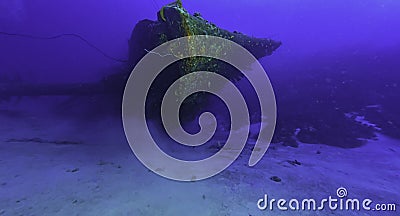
[0,0,399,215]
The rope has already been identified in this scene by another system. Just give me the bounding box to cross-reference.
[0,31,128,63]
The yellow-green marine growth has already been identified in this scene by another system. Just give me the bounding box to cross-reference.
[175,0,183,8]
[160,0,183,22]
[160,7,167,22]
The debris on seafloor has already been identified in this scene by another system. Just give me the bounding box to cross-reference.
[270,176,282,182]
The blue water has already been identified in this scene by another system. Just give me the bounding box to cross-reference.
[0,0,399,215]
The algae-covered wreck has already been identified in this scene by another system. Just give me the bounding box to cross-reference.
[128,1,281,121]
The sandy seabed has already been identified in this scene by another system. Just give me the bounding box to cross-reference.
[0,100,399,216]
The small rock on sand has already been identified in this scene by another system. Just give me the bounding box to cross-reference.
[270,176,282,182]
